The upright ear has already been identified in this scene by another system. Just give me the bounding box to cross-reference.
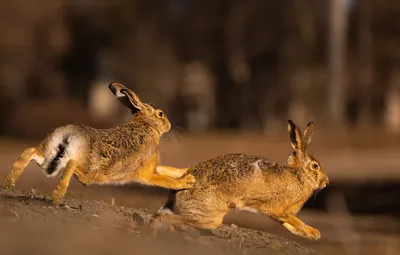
[120,88,144,110]
[302,121,315,147]
[287,120,303,150]
[109,82,144,112]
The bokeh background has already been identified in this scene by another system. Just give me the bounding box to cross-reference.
[0,0,399,254]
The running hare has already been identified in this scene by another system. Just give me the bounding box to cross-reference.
[154,120,328,240]
[4,82,195,205]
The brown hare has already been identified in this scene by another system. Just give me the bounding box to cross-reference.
[154,120,328,240]
[3,82,195,205]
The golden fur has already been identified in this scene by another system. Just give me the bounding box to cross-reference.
[154,120,329,240]
[4,82,195,205]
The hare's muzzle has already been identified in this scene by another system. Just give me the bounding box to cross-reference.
[320,177,329,189]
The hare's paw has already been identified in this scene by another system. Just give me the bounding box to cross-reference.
[3,173,16,190]
[284,223,320,240]
[149,216,175,237]
[303,225,321,240]
[178,174,196,189]
[51,189,64,205]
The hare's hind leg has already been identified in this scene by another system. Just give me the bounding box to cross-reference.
[150,210,183,236]
[51,159,79,205]
[163,190,229,230]
[150,207,223,237]
[150,191,185,233]
[4,147,42,189]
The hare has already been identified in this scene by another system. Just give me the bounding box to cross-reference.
[153,120,329,240]
[3,82,195,205]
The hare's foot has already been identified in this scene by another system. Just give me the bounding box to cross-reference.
[176,174,195,189]
[149,214,176,237]
[4,172,16,189]
[51,189,64,205]
[280,216,321,240]
[303,225,321,240]
[282,222,321,240]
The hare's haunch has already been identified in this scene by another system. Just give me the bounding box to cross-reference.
[154,120,328,241]
[4,82,195,205]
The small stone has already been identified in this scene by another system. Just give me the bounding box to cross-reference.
[132,212,144,226]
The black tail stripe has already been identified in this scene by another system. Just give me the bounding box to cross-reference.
[46,138,68,175]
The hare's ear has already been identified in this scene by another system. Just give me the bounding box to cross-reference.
[303,121,315,147]
[287,120,303,150]
[120,89,144,110]
[109,82,144,111]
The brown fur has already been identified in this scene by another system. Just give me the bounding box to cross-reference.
[3,82,195,205]
[153,120,329,240]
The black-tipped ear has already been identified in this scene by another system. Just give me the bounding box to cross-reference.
[303,121,315,146]
[109,82,144,112]
[287,120,303,150]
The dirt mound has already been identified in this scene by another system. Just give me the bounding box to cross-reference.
[0,188,318,255]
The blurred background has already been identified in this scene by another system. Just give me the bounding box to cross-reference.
[0,0,399,254]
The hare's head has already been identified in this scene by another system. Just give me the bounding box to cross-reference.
[287,120,329,190]
[109,82,171,134]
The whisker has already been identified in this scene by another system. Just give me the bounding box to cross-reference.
[160,140,168,153]
[310,189,320,204]
[169,135,180,148]
[159,136,169,153]
[171,128,184,139]
[166,128,184,148]
[171,126,185,132]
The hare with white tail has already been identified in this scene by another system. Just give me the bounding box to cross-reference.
[4,82,195,205]
[154,120,329,240]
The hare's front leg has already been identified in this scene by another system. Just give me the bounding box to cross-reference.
[277,215,321,240]
[4,147,41,189]
[138,172,195,190]
[51,159,79,205]
[156,165,189,179]
[136,154,195,189]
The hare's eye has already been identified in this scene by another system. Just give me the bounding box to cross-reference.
[157,111,164,118]
[312,163,319,170]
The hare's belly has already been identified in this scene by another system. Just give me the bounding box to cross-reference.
[86,162,140,185]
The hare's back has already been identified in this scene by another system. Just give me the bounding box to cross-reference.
[188,153,282,185]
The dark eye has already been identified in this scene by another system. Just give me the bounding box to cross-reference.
[312,163,319,170]
[157,111,164,118]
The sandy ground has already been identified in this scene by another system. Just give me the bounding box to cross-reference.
[0,134,399,255]
[0,188,319,255]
